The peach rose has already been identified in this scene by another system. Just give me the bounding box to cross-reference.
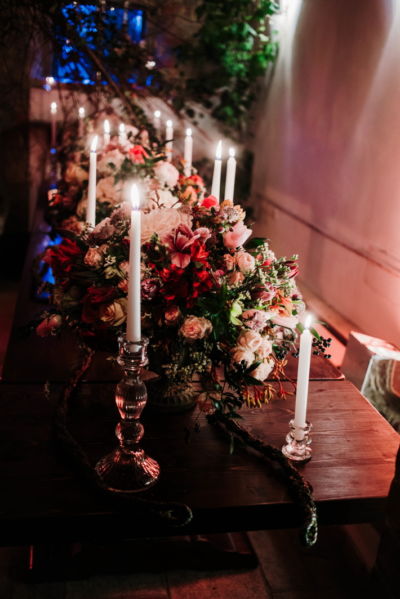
[141,208,192,244]
[223,254,235,271]
[228,271,244,286]
[96,176,123,205]
[99,298,127,326]
[180,315,212,340]
[84,247,104,268]
[223,221,252,249]
[231,347,255,367]
[36,314,62,337]
[165,305,181,325]
[236,251,255,273]
[237,330,263,352]
[251,359,274,381]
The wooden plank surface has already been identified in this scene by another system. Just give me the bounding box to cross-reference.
[2,231,343,383]
[0,379,397,546]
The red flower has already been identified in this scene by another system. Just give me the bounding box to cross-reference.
[201,195,219,209]
[163,225,200,268]
[43,238,83,278]
[82,286,117,324]
[128,145,148,164]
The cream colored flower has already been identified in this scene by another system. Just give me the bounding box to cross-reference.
[97,149,125,176]
[231,347,255,367]
[96,176,123,206]
[141,208,192,244]
[237,330,263,352]
[180,315,212,340]
[154,160,180,188]
[236,251,256,273]
[99,298,127,326]
[251,359,274,381]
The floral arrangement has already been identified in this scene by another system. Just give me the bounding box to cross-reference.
[37,188,307,416]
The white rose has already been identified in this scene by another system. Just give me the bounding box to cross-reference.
[149,188,179,209]
[96,176,123,206]
[154,161,180,188]
[141,208,192,244]
[257,338,273,359]
[237,330,263,352]
[231,347,255,367]
[97,149,126,176]
[236,251,255,273]
[251,359,274,381]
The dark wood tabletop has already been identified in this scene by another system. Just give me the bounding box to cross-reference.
[0,378,398,546]
[2,230,343,383]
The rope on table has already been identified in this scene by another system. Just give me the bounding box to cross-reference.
[52,345,193,528]
[207,412,318,547]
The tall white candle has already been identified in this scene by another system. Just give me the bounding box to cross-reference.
[153,110,161,132]
[78,106,85,138]
[224,147,236,201]
[103,119,111,146]
[50,101,57,149]
[211,140,222,202]
[127,183,141,343]
[87,135,98,227]
[165,119,173,162]
[293,315,313,440]
[183,128,193,177]
[118,123,127,146]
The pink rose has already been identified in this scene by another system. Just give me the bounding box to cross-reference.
[60,216,85,235]
[236,251,255,273]
[201,195,219,208]
[231,347,255,367]
[195,227,211,243]
[251,359,274,381]
[257,338,273,359]
[180,315,212,340]
[165,305,181,325]
[272,314,298,329]
[154,161,180,188]
[253,284,277,302]
[84,247,104,268]
[242,309,271,331]
[36,314,62,337]
[223,221,252,249]
[90,217,116,242]
[228,271,244,286]
[237,329,263,352]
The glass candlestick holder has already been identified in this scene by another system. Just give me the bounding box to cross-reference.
[281,419,312,462]
[95,335,160,492]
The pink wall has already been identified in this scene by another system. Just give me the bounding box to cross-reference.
[252,0,400,344]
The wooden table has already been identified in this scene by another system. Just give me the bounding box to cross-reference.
[0,378,398,547]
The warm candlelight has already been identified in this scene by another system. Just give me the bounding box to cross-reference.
[211,140,222,202]
[224,147,236,201]
[103,119,111,146]
[50,101,57,149]
[87,135,98,228]
[293,314,313,440]
[78,106,85,137]
[165,119,173,162]
[127,183,142,343]
[118,123,127,146]
[153,110,161,131]
[184,128,193,177]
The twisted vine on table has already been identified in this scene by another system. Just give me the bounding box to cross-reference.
[53,346,318,546]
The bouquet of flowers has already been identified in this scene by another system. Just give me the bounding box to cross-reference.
[37,188,306,416]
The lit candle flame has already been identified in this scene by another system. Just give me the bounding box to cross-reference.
[186,128,192,137]
[104,119,110,134]
[130,183,140,211]
[50,102,57,114]
[154,110,161,118]
[90,135,98,152]
[304,314,312,330]
[216,140,222,160]
[78,106,85,119]
[229,147,235,158]
[46,76,55,86]
[119,123,125,133]
[166,119,173,128]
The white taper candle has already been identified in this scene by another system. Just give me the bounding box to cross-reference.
[103,119,111,146]
[184,128,193,177]
[293,315,313,440]
[50,101,57,149]
[211,140,222,202]
[127,183,141,342]
[153,110,161,132]
[87,135,98,228]
[224,147,236,201]
[118,123,127,146]
[78,106,85,138]
[165,119,173,162]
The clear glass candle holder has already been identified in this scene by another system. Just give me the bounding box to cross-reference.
[95,335,160,492]
[281,419,312,463]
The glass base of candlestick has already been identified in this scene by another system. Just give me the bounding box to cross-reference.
[95,335,160,493]
[281,419,312,462]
